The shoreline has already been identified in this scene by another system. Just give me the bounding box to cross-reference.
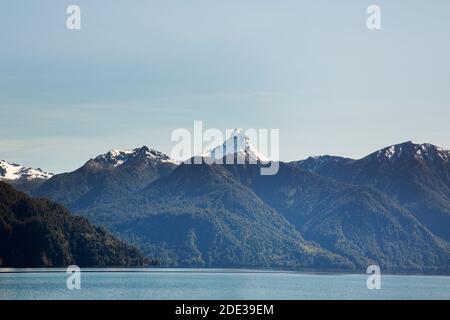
[1,267,449,277]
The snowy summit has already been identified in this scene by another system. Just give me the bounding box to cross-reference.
[89,146,179,169]
[203,128,269,163]
[375,141,449,162]
[0,160,53,181]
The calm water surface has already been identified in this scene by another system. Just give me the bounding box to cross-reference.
[0,269,449,300]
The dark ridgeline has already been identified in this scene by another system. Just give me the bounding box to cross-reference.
[0,182,151,268]
[3,140,450,273]
[292,141,450,241]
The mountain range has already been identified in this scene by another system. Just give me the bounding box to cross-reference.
[292,141,450,242]
[2,134,450,273]
[33,146,178,211]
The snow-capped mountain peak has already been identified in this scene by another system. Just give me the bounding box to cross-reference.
[203,128,269,162]
[0,160,53,181]
[140,147,180,164]
[97,149,136,167]
[375,141,449,162]
[90,146,179,168]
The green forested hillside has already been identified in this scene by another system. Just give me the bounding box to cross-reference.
[83,163,352,270]
[0,182,149,267]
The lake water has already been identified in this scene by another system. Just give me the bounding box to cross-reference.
[0,269,449,300]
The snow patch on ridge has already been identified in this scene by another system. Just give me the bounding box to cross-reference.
[375,141,449,162]
[92,146,179,168]
[0,160,53,181]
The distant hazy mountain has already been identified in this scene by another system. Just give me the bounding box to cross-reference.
[293,141,450,241]
[0,182,148,268]
[82,161,352,270]
[224,162,450,273]
[33,146,178,210]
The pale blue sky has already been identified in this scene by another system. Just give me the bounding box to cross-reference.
[1,0,449,173]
